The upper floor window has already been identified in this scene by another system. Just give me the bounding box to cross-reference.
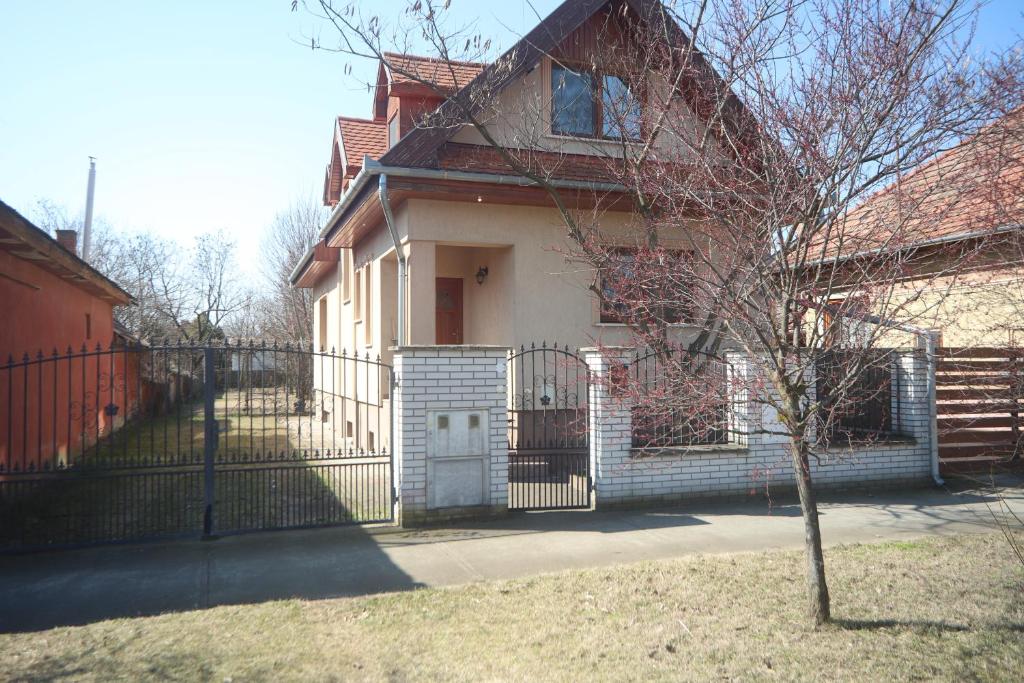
[551,64,641,140]
[601,74,642,140]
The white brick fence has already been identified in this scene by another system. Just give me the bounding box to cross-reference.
[393,346,508,525]
[582,348,933,507]
[392,345,936,525]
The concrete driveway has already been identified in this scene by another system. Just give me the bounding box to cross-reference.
[2,477,1021,633]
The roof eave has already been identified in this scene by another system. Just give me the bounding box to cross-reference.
[316,157,629,248]
[0,199,133,305]
[805,222,1024,269]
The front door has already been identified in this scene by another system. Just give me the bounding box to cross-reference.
[435,277,464,344]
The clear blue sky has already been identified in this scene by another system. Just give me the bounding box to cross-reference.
[0,1,1019,280]
[0,1,559,278]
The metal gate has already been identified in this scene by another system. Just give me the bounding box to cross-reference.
[0,341,394,551]
[507,343,591,510]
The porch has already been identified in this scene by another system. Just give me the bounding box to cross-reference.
[399,241,514,346]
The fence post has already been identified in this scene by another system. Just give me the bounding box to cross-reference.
[203,346,218,537]
[922,331,943,485]
[582,348,633,506]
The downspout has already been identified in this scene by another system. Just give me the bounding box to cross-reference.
[378,174,406,347]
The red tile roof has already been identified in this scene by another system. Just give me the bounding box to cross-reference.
[337,116,388,168]
[837,108,1024,256]
[437,143,625,183]
[382,52,486,93]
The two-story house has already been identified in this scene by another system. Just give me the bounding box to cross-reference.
[289,0,729,364]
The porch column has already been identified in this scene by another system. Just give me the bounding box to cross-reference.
[405,241,436,345]
[392,345,510,526]
[582,348,634,506]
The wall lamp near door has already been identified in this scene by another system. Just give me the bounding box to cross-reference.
[475,266,489,285]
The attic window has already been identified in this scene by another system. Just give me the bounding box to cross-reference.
[601,74,642,140]
[388,114,400,149]
[551,65,596,136]
[551,64,641,140]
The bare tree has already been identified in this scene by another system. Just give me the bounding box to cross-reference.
[32,199,121,272]
[32,199,252,344]
[304,0,1023,625]
[260,195,325,343]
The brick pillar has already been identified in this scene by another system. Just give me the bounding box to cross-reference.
[904,334,941,484]
[392,345,509,525]
[723,351,753,449]
[583,348,633,506]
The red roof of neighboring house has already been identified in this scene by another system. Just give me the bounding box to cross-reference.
[382,52,486,92]
[337,116,388,167]
[835,107,1024,257]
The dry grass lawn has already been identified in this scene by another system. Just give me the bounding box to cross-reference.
[2,532,1022,682]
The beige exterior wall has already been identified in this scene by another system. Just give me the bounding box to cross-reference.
[318,197,704,355]
[886,266,1024,347]
[818,260,1024,349]
[450,57,712,161]
[311,262,342,354]
[392,198,701,350]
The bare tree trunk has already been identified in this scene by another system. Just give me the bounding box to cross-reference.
[789,434,831,626]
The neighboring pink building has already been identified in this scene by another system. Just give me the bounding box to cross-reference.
[0,199,133,470]
[0,199,131,358]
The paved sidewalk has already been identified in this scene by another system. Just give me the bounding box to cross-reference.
[2,479,1021,633]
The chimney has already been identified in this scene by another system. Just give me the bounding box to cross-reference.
[55,229,78,255]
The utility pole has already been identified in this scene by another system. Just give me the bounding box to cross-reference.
[83,157,96,261]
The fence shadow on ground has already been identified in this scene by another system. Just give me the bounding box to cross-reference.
[0,523,421,633]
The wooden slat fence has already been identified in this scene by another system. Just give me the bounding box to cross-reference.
[937,347,1023,470]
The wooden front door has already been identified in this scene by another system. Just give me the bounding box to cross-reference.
[435,277,464,344]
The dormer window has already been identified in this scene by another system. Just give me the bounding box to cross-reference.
[388,114,400,149]
[551,64,641,140]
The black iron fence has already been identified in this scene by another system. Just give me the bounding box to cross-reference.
[0,341,394,551]
[815,348,900,441]
[629,348,736,448]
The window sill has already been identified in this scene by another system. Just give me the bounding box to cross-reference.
[630,444,748,459]
[545,131,640,145]
[594,322,697,328]
[820,433,917,449]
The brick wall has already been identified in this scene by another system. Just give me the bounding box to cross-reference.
[393,346,509,524]
[584,348,935,506]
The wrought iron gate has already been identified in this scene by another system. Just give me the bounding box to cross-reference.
[0,341,394,551]
[507,343,591,510]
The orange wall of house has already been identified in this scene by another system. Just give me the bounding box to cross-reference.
[1,250,123,471]
[0,250,115,359]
